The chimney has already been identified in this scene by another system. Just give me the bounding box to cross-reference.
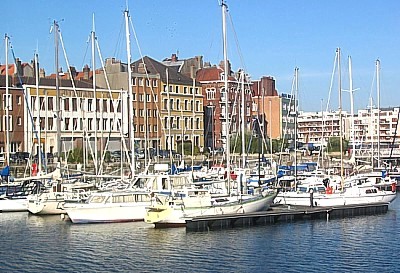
[219,60,231,76]
[16,58,23,76]
[171,53,177,62]
[69,66,77,79]
[39,68,45,78]
[83,64,90,80]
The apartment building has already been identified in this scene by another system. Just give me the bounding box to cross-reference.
[197,61,253,151]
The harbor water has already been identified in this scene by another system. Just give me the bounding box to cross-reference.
[1,197,399,273]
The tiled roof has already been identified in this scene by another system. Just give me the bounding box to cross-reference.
[0,75,94,89]
[196,66,222,81]
[0,64,15,75]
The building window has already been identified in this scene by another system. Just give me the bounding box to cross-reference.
[153,109,157,117]
[139,79,144,86]
[48,97,54,111]
[153,79,158,87]
[146,94,151,102]
[72,98,77,111]
[153,94,158,102]
[146,79,150,87]
[65,118,70,130]
[17,95,22,105]
[87,99,92,112]
[175,86,179,93]
[184,87,188,94]
[176,99,180,110]
[140,109,144,116]
[140,94,144,102]
[132,77,136,86]
[132,93,136,101]
[163,99,168,110]
[17,116,22,126]
[153,125,157,132]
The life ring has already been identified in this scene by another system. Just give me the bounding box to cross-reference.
[391,182,396,193]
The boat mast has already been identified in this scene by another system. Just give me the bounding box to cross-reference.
[191,78,195,170]
[241,70,245,169]
[348,56,355,160]
[35,53,42,174]
[91,15,98,175]
[5,34,10,168]
[54,20,62,160]
[376,59,381,169]
[221,0,231,193]
[337,48,344,189]
[294,67,299,185]
[124,10,136,177]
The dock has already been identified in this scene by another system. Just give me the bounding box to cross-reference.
[185,203,389,232]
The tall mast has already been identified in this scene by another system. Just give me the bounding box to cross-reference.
[376,59,381,168]
[191,78,195,170]
[337,48,344,188]
[91,14,98,175]
[222,0,231,193]
[124,10,136,177]
[5,34,10,167]
[166,68,172,168]
[35,53,42,174]
[348,56,356,158]
[294,67,299,184]
[54,20,61,159]
[241,70,245,169]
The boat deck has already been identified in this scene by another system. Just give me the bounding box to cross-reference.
[185,202,390,231]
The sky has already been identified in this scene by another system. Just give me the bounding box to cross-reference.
[1,0,399,112]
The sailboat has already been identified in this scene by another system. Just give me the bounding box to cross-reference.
[274,49,397,207]
[144,1,277,228]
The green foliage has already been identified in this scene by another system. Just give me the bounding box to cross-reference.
[327,137,349,153]
[177,141,200,156]
[229,131,274,154]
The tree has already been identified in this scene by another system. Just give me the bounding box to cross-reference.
[327,137,349,153]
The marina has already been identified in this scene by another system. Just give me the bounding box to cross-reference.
[0,196,398,273]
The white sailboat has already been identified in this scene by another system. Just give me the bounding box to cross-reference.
[144,1,277,228]
[274,49,397,207]
[63,172,190,223]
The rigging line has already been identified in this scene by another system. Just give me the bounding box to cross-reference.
[368,66,376,108]
[325,51,338,112]
[94,38,124,172]
[113,17,125,61]
[129,16,169,142]
[227,12,248,73]
[58,30,97,166]
[80,35,91,72]
[9,43,45,166]
[278,71,296,165]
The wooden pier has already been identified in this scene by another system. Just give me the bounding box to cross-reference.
[185,203,389,232]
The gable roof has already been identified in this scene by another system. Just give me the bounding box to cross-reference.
[131,56,200,86]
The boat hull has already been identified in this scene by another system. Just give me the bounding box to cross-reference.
[0,198,28,212]
[274,191,397,207]
[65,203,150,224]
[145,191,277,227]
